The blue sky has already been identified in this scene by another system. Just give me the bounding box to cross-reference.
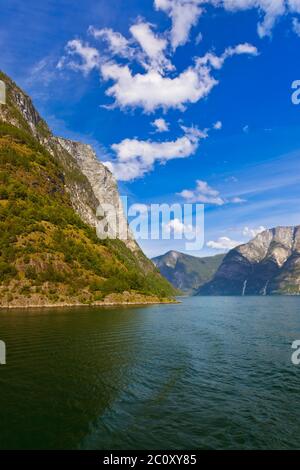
[1,0,300,257]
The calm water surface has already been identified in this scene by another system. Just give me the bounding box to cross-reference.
[0,296,300,450]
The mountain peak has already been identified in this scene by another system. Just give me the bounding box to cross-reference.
[152,251,224,294]
[198,224,300,296]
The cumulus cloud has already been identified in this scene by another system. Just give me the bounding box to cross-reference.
[130,21,173,72]
[178,179,246,205]
[58,1,259,114]
[56,0,287,182]
[57,39,101,75]
[216,1,300,37]
[100,43,257,112]
[207,236,242,250]
[100,62,214,112]
[89,22,173,73]
[154,0,276,46]
[242,225,266,238]
[152,118,170,132]
[104,126,206,180]
[88,26,133,59]
[216,0,286,38]
[154,0,203,49]
[178,180,225,205]
[154,0,300,43]
[196,43,258,70]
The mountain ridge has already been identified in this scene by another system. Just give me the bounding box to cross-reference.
[152,250,224,294]
[0,70,176,307]
[198,225,300,295]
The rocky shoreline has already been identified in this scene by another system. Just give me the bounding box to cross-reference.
[0,292,179,309]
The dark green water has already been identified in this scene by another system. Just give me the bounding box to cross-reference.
[0,296,300,450]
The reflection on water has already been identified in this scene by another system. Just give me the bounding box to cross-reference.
[0,297,300,449]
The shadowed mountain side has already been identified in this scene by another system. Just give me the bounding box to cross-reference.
[152,250,224,294]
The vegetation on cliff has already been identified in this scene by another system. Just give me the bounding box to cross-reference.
[153,250,224,294]
[0,73,176,307]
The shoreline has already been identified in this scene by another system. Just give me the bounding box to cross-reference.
[0,299,179,310]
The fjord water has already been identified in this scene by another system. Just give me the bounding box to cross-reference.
[0,297,300,450]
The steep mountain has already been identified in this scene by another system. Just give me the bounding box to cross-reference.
[0,71,176,307]
[198,226,300,296]
[152,251,224,294]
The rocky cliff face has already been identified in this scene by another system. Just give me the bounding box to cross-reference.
[0,73,44,138]
[0,70,175,307]
[56,138,138,253]
[198,226,300,295]
[153,250,224,294]
[0,71,138,253]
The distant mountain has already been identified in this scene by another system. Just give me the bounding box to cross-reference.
[198,226,300,296]
[152,251,224,294]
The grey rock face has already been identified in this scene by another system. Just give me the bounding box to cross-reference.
[56,138,138,253]
[0,72,139,254]
[198,226,300,295]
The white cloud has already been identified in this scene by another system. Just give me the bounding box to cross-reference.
[216,0,286,38]
[89,23,173,73]
[130,21,173,72]
[178,180,225,205]
[154,1,300,43]
[57,40,101,75]
[178,179,246,205]
[104,126,206,180]
[292,17,300,36]
[242,225,266,238]
[100,43,257,112]
[154,0,203,49]
[213,120,222,130]
[180,124,209,140]
[152,118,170,132]
[100,61,216,112]
[215,1,300,37]
[289,0,300,14]
[163,218,196,235]
[88,27,133,59]
[196,43,258,70]
[207,236,242,250]
[59,0,300,85]
[230,196,246,203]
